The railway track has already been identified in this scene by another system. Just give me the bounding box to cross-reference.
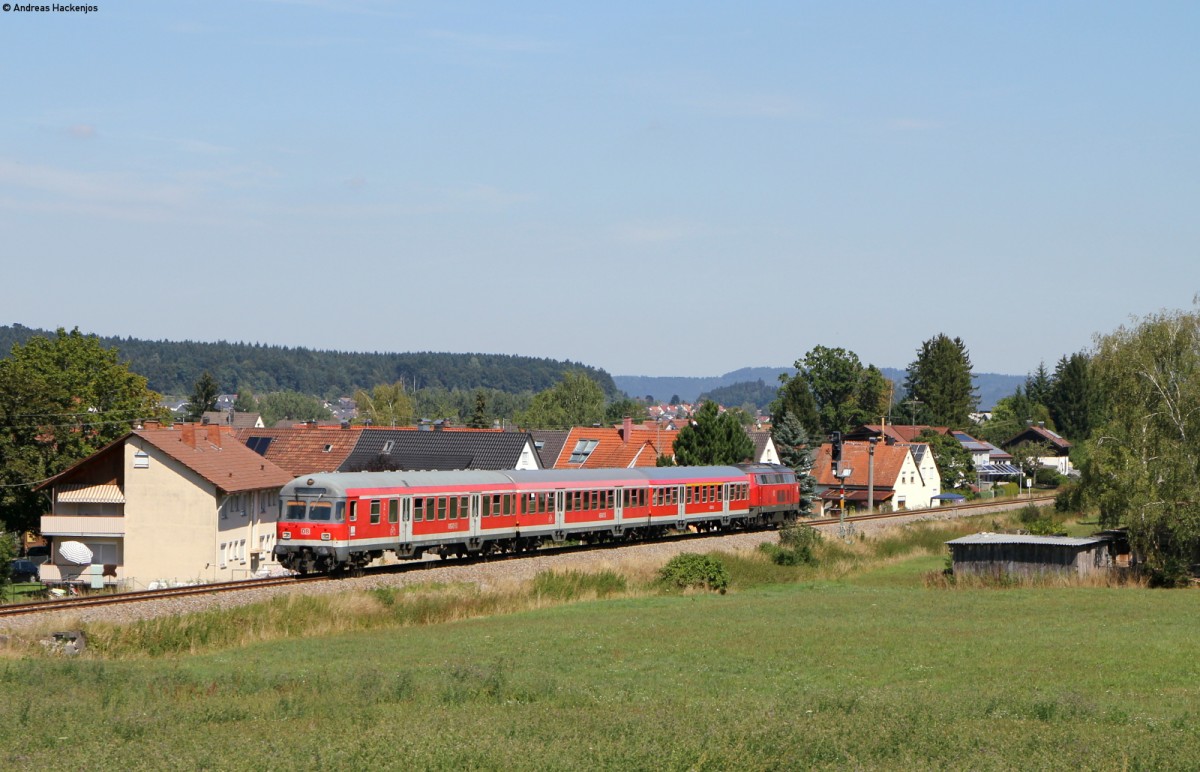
[0,493,1055,620]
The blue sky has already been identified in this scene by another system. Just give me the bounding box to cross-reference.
[2,1,1197,378]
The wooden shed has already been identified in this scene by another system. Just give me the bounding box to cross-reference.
[945,533,1117,578]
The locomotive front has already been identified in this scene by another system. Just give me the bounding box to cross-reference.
[274,476,350,574]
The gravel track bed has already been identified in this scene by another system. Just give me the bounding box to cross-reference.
[0,505,1002,636]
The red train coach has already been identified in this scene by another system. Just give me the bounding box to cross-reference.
[274,464,802,575]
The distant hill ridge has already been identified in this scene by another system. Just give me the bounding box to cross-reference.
[0,324,618,398]
[614,367,1022,412]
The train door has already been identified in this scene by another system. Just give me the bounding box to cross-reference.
[615,487,623,524]
[399,497,412,544]
[722,483,731,515]
[677,485,686,519]
[554,490,565,530]
[470,494,481,539]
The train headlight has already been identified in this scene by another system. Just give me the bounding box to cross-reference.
[281,532,291,540]
[321,533,331,541]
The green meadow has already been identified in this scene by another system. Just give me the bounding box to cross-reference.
[2,515,1197,770]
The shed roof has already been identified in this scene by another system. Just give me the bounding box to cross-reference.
[945,533,1109,547]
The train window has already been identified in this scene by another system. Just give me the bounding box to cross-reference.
[437,498,447,520]
[389,499,399,524]
[370,500,381,525]
[605,490,613,509]
[285,501,307,521]
[573,491,581,511]
[310,502,332,521]
[460,496,469,517]
[349,501,358,522]
[415,499,425,522]
[503,495,512,516]
[540,493,550,514]
[564,492,573,512]
[449,497,458,519]
[481,496,491,517]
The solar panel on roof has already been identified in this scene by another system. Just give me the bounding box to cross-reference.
[246,436,273,455]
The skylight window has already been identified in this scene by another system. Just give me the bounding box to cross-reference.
[382,440,395,454]
[568,439,599,464]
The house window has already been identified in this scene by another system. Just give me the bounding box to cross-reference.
[568,439,599,464]
[219,543,228,568]
[133,451,149,469]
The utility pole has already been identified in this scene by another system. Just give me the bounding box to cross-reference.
[867,437,877,512]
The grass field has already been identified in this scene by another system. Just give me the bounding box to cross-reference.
[2,514,1197,770]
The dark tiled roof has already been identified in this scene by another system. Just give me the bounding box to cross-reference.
[528,430,570,469]
[341,428,540,472]
[200,410,263,428]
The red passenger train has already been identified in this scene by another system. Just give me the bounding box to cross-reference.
[274,463,801,574]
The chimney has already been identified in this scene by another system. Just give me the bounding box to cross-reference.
[1038,421,1045,428]
[181,423,197,448]
[143,419,162,430]
[622,416,633,442]
[207,425,223,447]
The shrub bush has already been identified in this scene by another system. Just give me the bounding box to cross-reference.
[658,553,730,593]
[769,523,821,566]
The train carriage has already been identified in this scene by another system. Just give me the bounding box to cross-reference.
[275,463,804,575]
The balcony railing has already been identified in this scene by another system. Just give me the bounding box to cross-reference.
[40,515,126,537]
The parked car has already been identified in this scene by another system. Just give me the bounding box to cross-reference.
[9,559,41,583]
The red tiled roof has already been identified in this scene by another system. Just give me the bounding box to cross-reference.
[234,426,362,476]
[135,425,294,494]
[812,440,913,488]
[552,426,676,469]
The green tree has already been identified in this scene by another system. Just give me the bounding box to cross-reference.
[233,387,258,414]
[187,371,220,421]
[781,346,891,437]
[1025,362,1053,408]
[518,371,605,429]
[604,396,647,425]
[772,412,816,515]
[772,370,821,438]
[672,401,754,466]
[354,382,414,427]
[468,390,490,429]
[1078,307,1200,582]
[0,328,167,534]
[916,429,976,491]
[1047,353,1099,441]
[257,391,331,427]
[903,334,978,427]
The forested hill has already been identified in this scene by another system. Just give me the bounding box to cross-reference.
[0,324,618,398]
[615,367,1022,411]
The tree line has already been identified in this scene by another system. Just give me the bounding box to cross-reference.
[0,324,618,399]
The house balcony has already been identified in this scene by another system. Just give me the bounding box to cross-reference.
[40,515,126,537]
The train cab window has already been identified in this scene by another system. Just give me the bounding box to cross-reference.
[437,498,447,520]
[285,501,307,521]
[349,501,358,522]
[309,502,332,521]
[389,499,399,524]
[370,500,381,525]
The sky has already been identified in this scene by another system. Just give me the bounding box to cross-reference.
[2,2,1198,378]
